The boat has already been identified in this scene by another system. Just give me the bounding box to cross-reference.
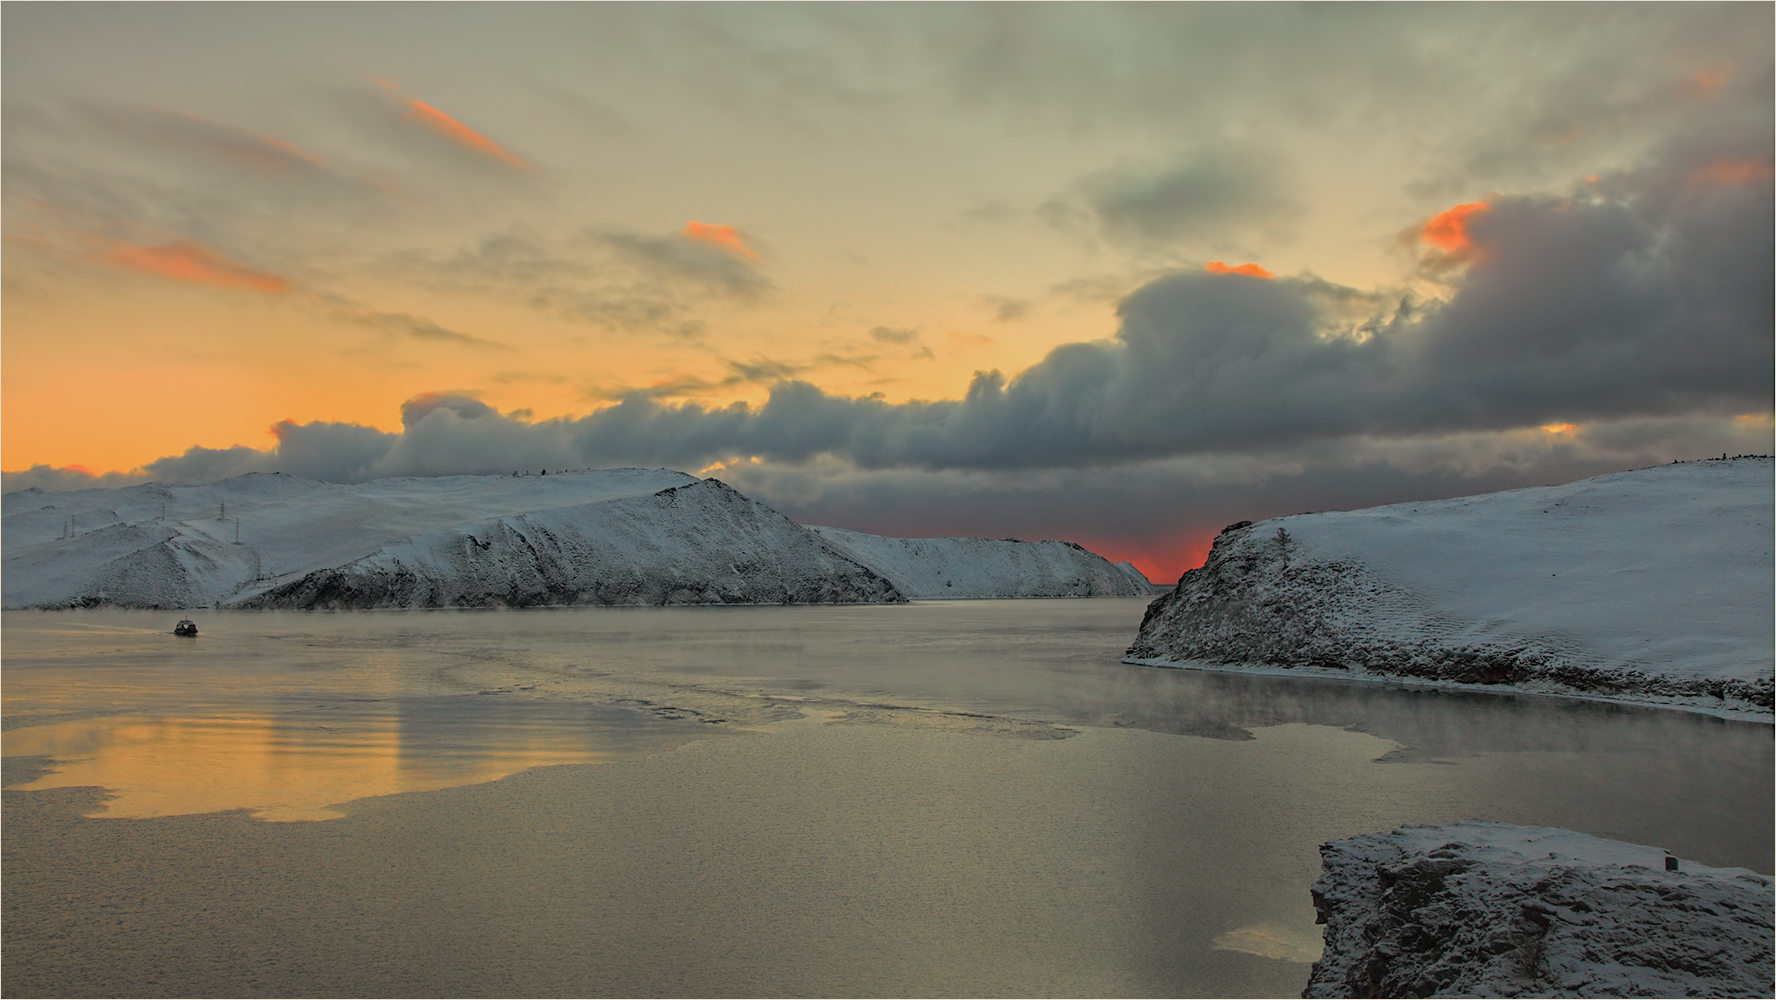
[173,620,199,637]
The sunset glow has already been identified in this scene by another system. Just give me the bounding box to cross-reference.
[1421,202,1490,256]
[404,99,529,169]
[1204,260,1275,279]
[95,241,292,295]
[1692,158,1774,187]
[4,5,1770,584]
[683,221,759,258]
[1689,63,1732,99]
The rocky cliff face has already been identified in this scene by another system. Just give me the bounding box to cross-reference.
[1305,822,1774,998]
[1126,460,1774,717]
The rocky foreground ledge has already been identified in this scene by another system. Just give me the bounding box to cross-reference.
[1305,821,1774,998]
[1126,459,1774,719]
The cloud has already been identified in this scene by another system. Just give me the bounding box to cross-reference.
[94,106,328,176]
[9,117,1769,583]
[396,94,530,170]
[313,296,507,351]
[381,226,772,339]
[401,392,498,426]
[1419,202,1491,257]
[587,355,808,402]
[593,228,771,301]
[94,240,291,294]
[1050,146,1298,248]
[983,295,1029,322]
[869,326,919,344]
[1204,261,1274,279]
[682,221,759,259]
[234,128,1774,473]
[1690,157,1773,187]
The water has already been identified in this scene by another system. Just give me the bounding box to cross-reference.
[4,601,1770,997]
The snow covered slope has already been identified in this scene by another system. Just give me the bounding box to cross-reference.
[1126,458,1774,718]
[3,470,901,609]
[808,526,1155,598]
[1305,821,1773,998]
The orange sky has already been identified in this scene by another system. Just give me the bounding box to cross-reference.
[4,5,1769,580]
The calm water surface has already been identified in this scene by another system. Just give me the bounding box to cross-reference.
[4,601,1770,997]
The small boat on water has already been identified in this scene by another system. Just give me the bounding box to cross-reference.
[173,620,199,637]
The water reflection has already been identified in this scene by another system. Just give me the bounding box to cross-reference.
[2,603,1771,999]
[3,696,708,821]
[2,603,1770,872]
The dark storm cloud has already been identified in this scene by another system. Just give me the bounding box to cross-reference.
[531,124,1767,472]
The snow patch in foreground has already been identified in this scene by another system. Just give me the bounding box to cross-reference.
[1306,821,1773,998]
[1127,458,1774,719]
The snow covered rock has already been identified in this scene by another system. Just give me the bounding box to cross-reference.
[808,526,1155,598]
[1305,821,1774,998]
[3,470,901,609]
[1126,459,1774,718]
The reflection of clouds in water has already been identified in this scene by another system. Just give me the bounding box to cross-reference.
[1212,922,1324,963]
[1,699,703,822]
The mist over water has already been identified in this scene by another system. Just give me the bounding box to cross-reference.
[4,601,1770,997]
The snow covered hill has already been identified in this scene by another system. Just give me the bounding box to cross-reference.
[1305,821,1773,998]
[3,470,901,609]
[808,526,1155,598]
[3,469,1151,610]
[1126,458,1774,718]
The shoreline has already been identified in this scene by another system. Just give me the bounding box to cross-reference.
[1123,656,1776,725]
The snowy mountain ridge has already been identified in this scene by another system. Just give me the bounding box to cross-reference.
[3,469,1145,609]
[808,525,1153,598]
[1126,458,1774,719]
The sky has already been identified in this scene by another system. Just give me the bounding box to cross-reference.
[4,3,1771,582]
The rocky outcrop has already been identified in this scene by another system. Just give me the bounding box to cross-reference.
[1305,822,1774,998]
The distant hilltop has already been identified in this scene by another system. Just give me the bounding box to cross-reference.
[1126,457,1774,719]
[2,469,1151,610]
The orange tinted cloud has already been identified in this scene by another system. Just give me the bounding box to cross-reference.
[1204,260,1275,279]
[147,109,326,174]
[1540,422,1577,435]
[1690,158,1773,187]
[1421,202,1490,255]
[404,100,529,169]
[1689,63,1732,99]
[97,241,291,294]
[682,221,758,259]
